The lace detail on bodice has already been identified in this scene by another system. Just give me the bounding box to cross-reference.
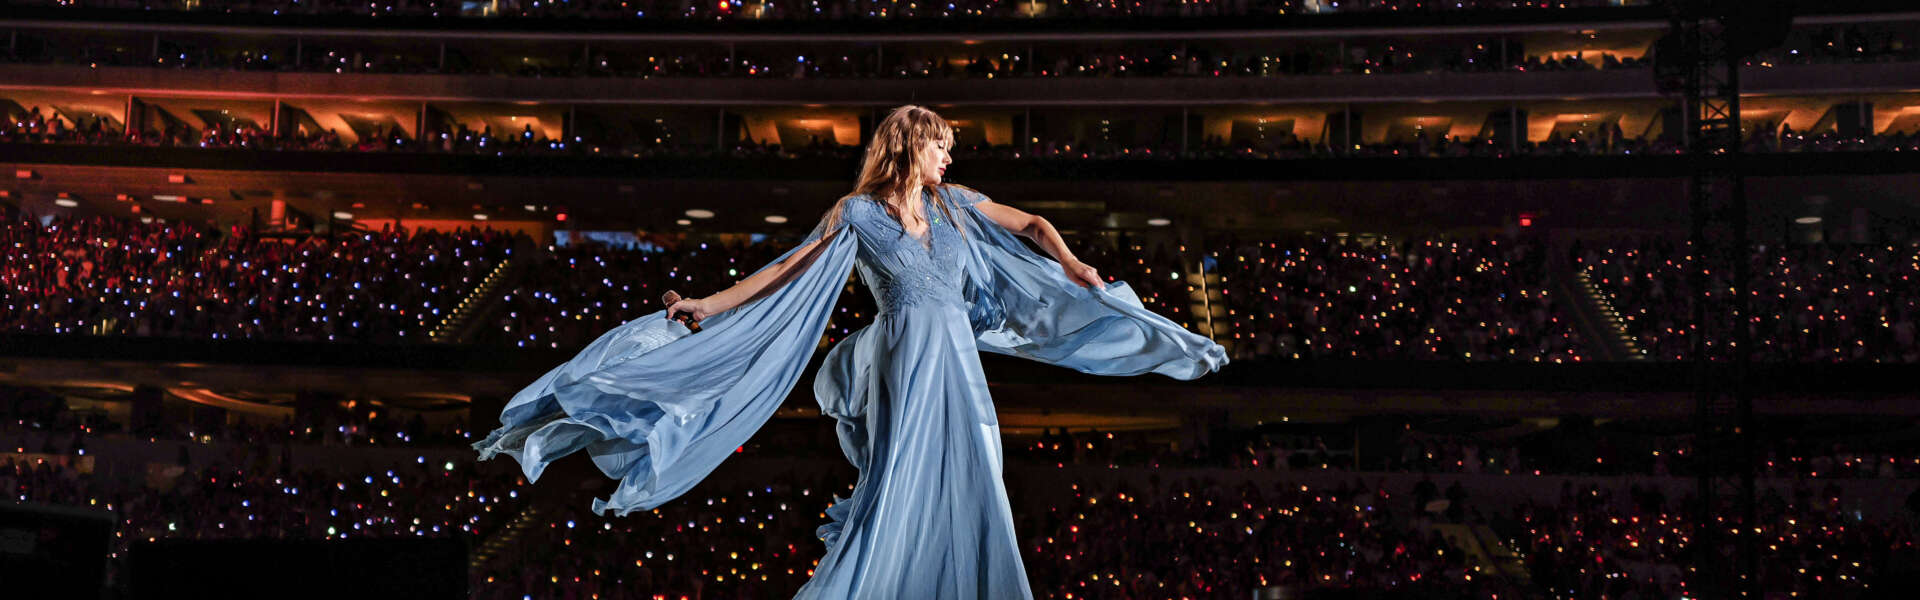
[861,261,965,314]
[843,190,970,315]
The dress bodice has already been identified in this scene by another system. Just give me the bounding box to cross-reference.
[842,189,969,315]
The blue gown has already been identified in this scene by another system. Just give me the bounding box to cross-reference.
[473,184,1227,599]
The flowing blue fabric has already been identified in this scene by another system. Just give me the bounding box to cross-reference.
[474,184,1226,598]
[471,216,857,516]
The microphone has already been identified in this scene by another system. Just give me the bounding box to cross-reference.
[661,290,702,333]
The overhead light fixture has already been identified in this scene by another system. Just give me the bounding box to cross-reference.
[1147,218,1171,226]
[167,173,188,184]
[333,211,354,220]
[473,213,489,221]
[54,198,78,208]
[14,169,33,180]
[764,215,789,224]
[1794,216,1822,225]
[685,209,715,219]
[152,195,182,202]
[676,218,693,226]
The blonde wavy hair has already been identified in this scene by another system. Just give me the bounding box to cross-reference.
[819,105,963,238]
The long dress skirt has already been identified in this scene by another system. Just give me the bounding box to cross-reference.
[796,301,1034,599]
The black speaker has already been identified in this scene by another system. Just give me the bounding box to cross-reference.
[131,537,468,599]
[1833,101,1874,138]
[1650,31,1692,96]
[0,502,114,599]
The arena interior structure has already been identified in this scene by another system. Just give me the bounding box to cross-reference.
[5,0,1920,598]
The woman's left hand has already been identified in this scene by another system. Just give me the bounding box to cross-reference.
[1062,260,1103,289]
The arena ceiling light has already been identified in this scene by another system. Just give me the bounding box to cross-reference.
[333,211,354,220]
[685,209,716,219]
[1794,216,1822,224]
[54,198,78,208]
[764,215,789,224]
[473,213,489,221]
[1147,218,1171,226]
[676,219,693,226]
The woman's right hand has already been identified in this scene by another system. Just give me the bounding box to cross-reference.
[667,297,716,323]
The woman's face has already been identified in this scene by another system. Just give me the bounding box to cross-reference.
[916,136,953,186]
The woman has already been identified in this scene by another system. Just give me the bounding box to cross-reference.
[474,105,1226,598]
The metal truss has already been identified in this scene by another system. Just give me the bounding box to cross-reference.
[1668,2,1760,597]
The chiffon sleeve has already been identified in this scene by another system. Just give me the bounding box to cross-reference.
[472,209,859,517]
[945,184,1228,380]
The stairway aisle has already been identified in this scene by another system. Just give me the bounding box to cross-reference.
[430,250,525,344]
[1550,236,1642,362]
[1185,255,1232,356]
